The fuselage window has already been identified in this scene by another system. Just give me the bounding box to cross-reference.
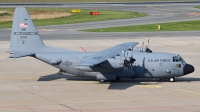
[180,58,184,64]
[173,56,175,62]
[176,64,181,68]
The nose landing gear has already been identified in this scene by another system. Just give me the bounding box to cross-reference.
[158,77,176,82]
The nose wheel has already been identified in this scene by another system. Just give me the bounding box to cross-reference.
[99,80,109,83]
[169,77,175,82]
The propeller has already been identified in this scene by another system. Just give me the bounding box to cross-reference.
[123,51,130,67]
[145,38,152,53]
[122,47,136,71]
[142,42,144,52]
[130,47,136,70]
[130,47,136,65]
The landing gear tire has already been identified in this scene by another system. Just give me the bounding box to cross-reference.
[169,77,175,82]
[99,80,107,83]
[116,78,121,81]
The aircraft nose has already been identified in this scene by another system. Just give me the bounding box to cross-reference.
[184,64,194,75]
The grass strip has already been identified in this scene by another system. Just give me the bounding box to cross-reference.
[194,6,200,9]
[84,5,200,32]
[84,20,200,32]
[0,7,145,29]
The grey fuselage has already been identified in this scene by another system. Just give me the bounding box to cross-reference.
[9,7,194,81]
[35,51,189,80]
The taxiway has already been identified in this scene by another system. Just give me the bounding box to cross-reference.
[0,2,200,112]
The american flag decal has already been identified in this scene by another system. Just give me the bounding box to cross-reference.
[20,23,28,28]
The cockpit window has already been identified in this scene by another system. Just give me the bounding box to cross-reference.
[172,56,186,65]
[173,56,180,62]
[180,57,186,65]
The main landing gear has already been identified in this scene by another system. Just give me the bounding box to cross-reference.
[159,77,176,82]
[99,80,107,83]
[98,78,121,83]
[169,77,175,82]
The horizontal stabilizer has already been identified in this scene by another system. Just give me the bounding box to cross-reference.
[50,59,62,65]
[9,52,35,58]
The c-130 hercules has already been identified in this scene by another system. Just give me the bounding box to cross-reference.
[8,7,194,82]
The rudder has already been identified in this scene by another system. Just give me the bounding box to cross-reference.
[9,7,45,53]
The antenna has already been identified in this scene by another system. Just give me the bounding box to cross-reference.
[142,42,144,52]
[145,38,152,53]
[131,47,133,58]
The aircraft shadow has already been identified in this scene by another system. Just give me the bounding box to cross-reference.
[169,77,200,82]
[107,79,161,90]
[37,74,200,90]
[37,73,96,81]
[107,82,142,90]
[37,74,160,90]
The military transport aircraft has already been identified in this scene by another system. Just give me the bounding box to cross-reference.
[8,7,194,82]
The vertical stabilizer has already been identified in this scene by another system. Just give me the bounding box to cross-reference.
[9,7,45,53]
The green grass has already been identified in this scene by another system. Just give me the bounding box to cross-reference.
[0,12,10,16]
[83,5,200,32]
[0,0,193,2]
[84,20,200,32]
[0,7,146,29]
[194,6,200,9]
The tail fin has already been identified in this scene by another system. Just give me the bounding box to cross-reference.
[9,7,45,53]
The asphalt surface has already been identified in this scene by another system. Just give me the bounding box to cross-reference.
[0,2,200,112]
[0,37,200,112]
[1,2,200,41]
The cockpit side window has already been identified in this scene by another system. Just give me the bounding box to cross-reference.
[173,56,179,62]
[180,57,186,65]
[172,56,186,65]
[172,56,182,62]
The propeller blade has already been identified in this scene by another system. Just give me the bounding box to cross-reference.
[124,66,128,72]
[142,42,144,52]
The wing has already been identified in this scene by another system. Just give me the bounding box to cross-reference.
[78,42,138,66]
[9,52,35,58]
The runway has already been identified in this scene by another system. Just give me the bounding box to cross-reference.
[0,2,200,112]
